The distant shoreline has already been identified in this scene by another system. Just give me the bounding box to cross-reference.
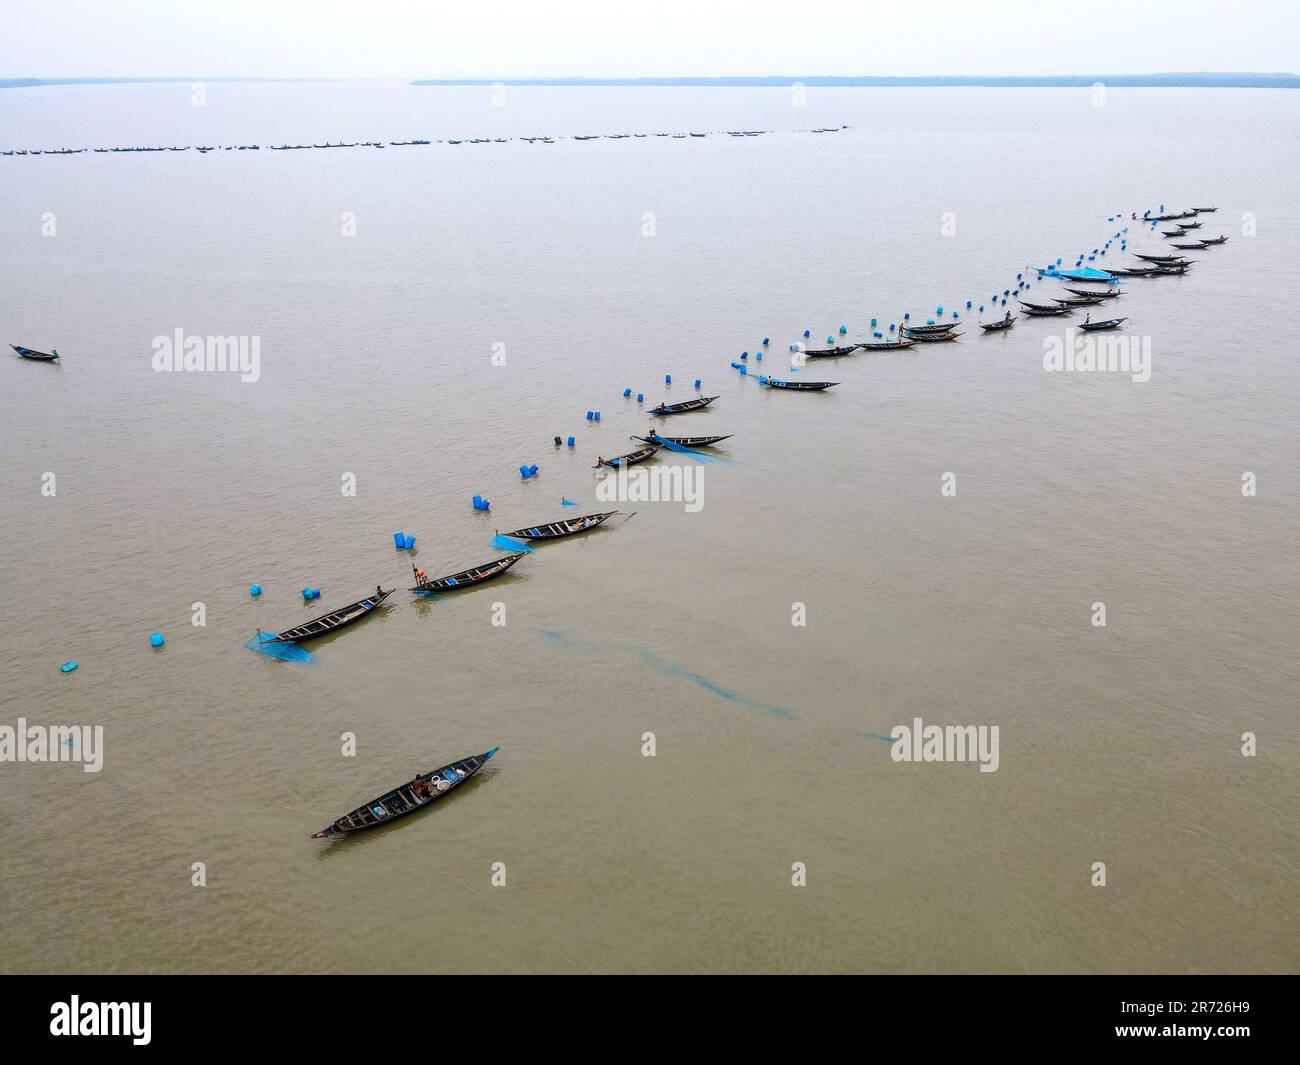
[3,73,1298,90]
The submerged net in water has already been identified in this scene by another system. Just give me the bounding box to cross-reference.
[244,633,311,662]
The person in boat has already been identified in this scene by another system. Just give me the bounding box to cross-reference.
[414,568,428,587]
[376,585,383,599]
[1003,311,1011,323]
[1083,314,1091,326]
[597,456,605,467]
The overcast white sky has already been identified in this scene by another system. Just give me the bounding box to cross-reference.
[4,0,1297,79]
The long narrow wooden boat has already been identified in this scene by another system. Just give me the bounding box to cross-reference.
[1020,305,1071,316]
[1110,266,1161,277]
[906,330,963,342]
[1199,235,1228,245]
[1064,287,1121,299]
[859,339,916,350]
[649,396,717,415]
[1170,242,1204,249]
[1153,264,1193,274]
[262,587,393,643]
[1046,269,1119,283]
[764,379,838,390]
[1161,230,1185,237]
[1192,207,1218,213]
[1175,222,1202,230]
[901,322,958,335]
[594,444,661,468]
[979,316,1017,331]
[1079,317,1128,331]
[11,344,59,361]
[1018,299,1065,311]
[410,554,524,595]
[1133,253,1187,263]
[500,511,617,540]
[804,344,861,357]
[311,748,499,838]
[1054,295,1108,306]
[632,432,733,447]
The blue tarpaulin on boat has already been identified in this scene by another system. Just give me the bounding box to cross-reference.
[491,534,534,553]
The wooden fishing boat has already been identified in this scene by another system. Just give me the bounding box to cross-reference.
[1161,230,1185,237]
[1018,299,1065,311]
[1170,242,1205,250]
[649,396,717,415]
[1054,295,1108,306]
[311,748,499,838]
[1199,235,1228,245]
[764,379,838,390]
[594,444,661,468]
[804,344,861,357]
[1079,317,1128,331]
[1153,264,1193,274]
[1049,269,1119,283]
[11,344,59,361]
[979,316,1017,331]
[859,339,916,350]
[632,432,733,447]
[906,330,963,342]
[1175,222,1203,230]
[1020,305,1071,316]
[901,322,958,335]
[410,555,524,595]
[1110,266,1161,277]
[1133,253,1187,264]
[500,511,617,540]
[1064,287,1121,299]
[1192,207,1218,213]
[261,587,392,643]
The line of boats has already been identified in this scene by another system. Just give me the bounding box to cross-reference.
[0,126,845,158]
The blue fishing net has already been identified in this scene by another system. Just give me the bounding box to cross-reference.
[652,437,729,463]
[491,534,534,553]
[244,633,311,662]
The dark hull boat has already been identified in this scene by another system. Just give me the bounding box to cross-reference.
[1170,243,1205,250]
[1064,287,1121,299]
[1133,253,1187,264]
[1021,305,1071,316]
[411,554,524,595]
[1018,299,1064,311]
[1193,207,1218,213]
[11,344,59,361]
[633,432,733,447]
[1110,266,1161,277]
[764,379,838,390]
[501,511,617,540]
[262,587,393,643]
[1055,296,1109,306]
[859,339,915,350]
[1200,235,1228,245]
[1175,222,1203,230]
[1079,317,1128,331]
[594,444,661,468]
[901,322,958,335]
[906,330,962,342]
[311,749,498,838]
[649,396,717,415]
[804,344,861,357]
[979,316,1017,331]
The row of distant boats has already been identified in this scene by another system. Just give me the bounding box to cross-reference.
[0,127,853,157]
